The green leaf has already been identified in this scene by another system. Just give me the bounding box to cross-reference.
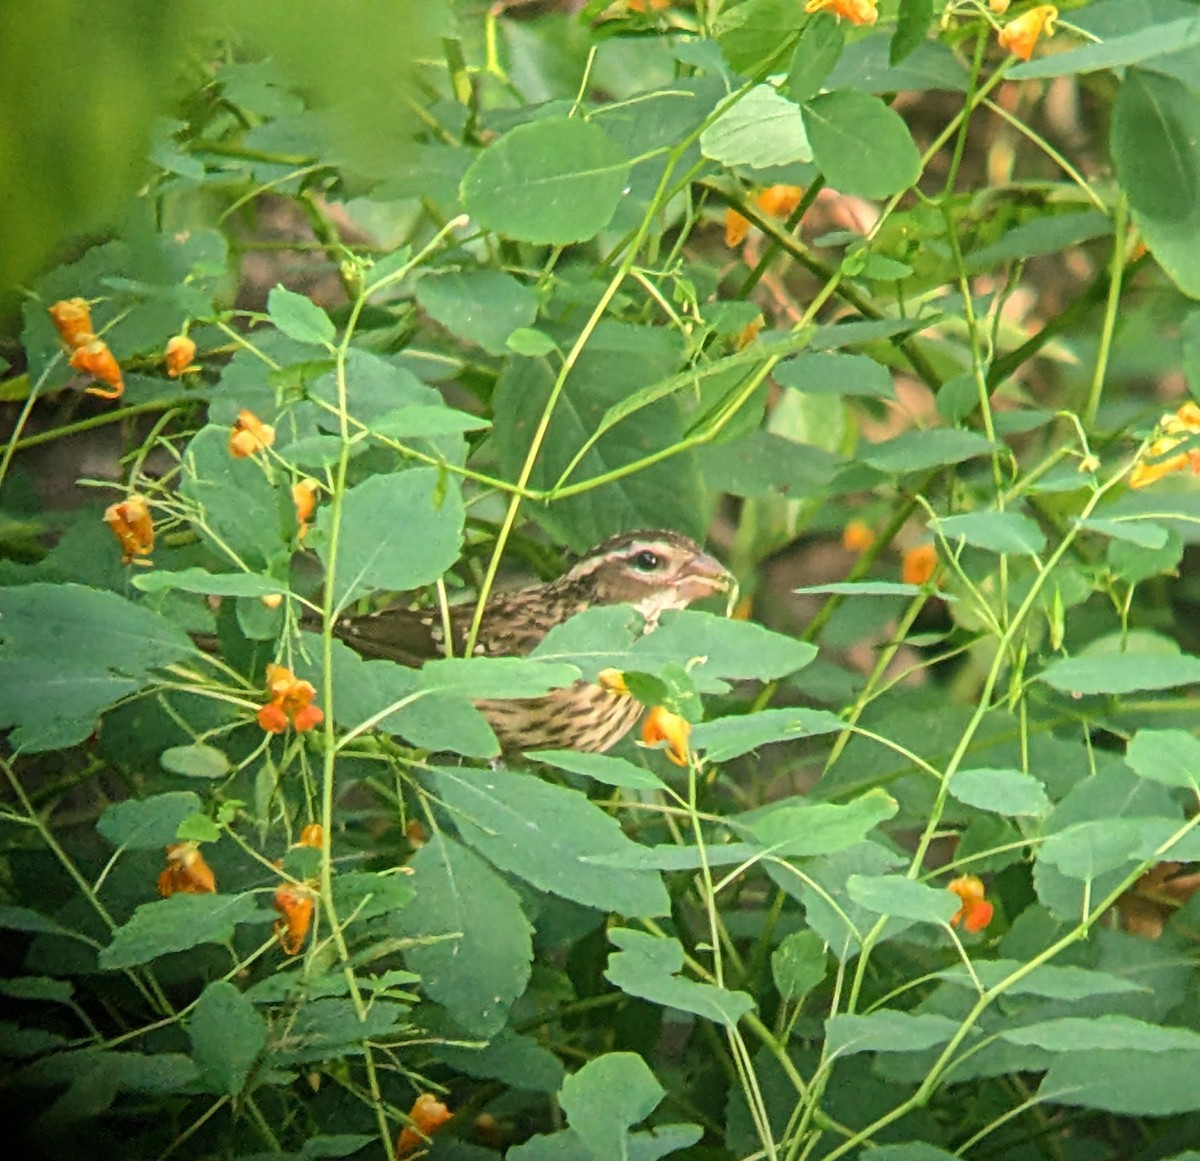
[715,0,805,74]
[845,875,959,925]
[318,468,464,608]
[793,582,928,597]
[432,1027,565,1094]
[160,743,231,780]
[0,976,74,1003]
[1002,1015,1200,1053]
[934,511,1046,556]
[691,707,844,762]
[862,429,995,472]
[1039,652,1200,695]
[861,1147,958,1161]
[786,14,844,103]
[1126,728,1200,789]
[332,870,416,922]
[1042,1048,1200,1115]
[0,905,78,938]
[529,750,668,791]
[737,791,898,858]
[507,327,559,357]
[268,998,408,1067]
[461,117,630,245]
[394,833,531,1036]
[188,980,267,1096]
[132,568,289,598]
[560,1052,664,1161]
[99,893,260,970]
[267,284,336,346]
[97,791,203,849]
[891,0,934,65]
[584,842,763,872]
[1010,15,1200,79]
[965,211,1112,269]
[176,813,221,842]
[771,929,828,1001]
[1112,69,1200,297]
[605,929,755,1027]
[420,656,580,699]
[933,960,1146,999]
[774,352,896,398]
[948,768,1051,816]
[1039,820,1143,880]
[700,85,812,169]
[0,583,194,753]
[1076,516,1169,549]
[368,404,491,440]
[803,90,920,198]
[825,1011,964,1056]
[415,268,538,356]
[433,766,669,917]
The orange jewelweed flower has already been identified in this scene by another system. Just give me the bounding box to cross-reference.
[48,298,94,349]
[947,874,994,934]
[273,883,315,955]
[726,185,804,249]
[70,338,124,399]
[642,705,691,766]
[804,0,878,25]
[158,842,217,897]
[298,823,324,849]
[725,208,751,249]
[902,543,938,586]
[842,518,876,554]
[257,663,324,734]
[165,335,198,378]
[292,478,319,537]
[1130,401,1200,489]
[989,0,1010,11]
[997,4,1057,61]
[396,1093,453,1159]
[229,409,276,458]
[104,494,155,565]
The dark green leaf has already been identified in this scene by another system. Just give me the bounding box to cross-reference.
[1042,1048,1200,1115]
[1011,16,1200,79]
[846,875,959,925]
[1126,728,1200,789]
[415,269,538,356]
[691,707,844,762]
[433,766,669,917]
[1040,652,1200,694]
[934,511,1046,556]
[891,0,934,65]
[160,743,231,780]
[529,750,668,790]
[933,960,1145,999]
[803,90,920,198]
[715,0,805,74]
[267,284,336,346]
[132,568,289,598]
[771,929,828,1001]
[737,791,898,858]
[97,791,203,849]
[948,768,1050,816]
[188,980,267,1096]
[1002,1015,1200,1053]
[774,352,896,398]
[862,429,995,472]
[99,893,260,970]
[787,15,844,103]
[560,1052,664,1161]
[825,1011,964,1056]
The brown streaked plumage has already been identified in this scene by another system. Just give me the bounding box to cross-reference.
[334,530,731,753]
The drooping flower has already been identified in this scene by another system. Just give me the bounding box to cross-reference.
[70,338,124,399]
[997,5,1057,61]
[842,519,876,553]
[104,494,155,565]
[726,185,805,248]
[158,842,217,897]
[48,298,95,349]
[989,0,1011,11]
[229,409,276,458]
[901,543,938,586]
[165,335,198,378]
[947,874,994,934]
[273,883,315,955]
[1129,401,1200,488]
[298,823,324,849]
[803,0,878,25]
[257,664,324,734]
[641,705,692,766]
[598,668,632,697]
[292,478,319,538]
[396,1093,453,1159]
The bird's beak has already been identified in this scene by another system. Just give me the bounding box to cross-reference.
[678,550,734,602]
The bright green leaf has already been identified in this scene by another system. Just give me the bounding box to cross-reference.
[803,90,920,198]
[1126,728,1200,789]
[846,875,959,925]
[267,284,336,346]
[560,1052,664,1161]
[825,1011,965,1056]
[948,768,1050,816]
[160,743,230,780]
[97,792,203,850]
[934,511,1046,556]
[700,86,812,169]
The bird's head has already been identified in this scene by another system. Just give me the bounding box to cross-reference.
[561,530,733,625]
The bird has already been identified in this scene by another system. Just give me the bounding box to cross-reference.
[333,529,732,754]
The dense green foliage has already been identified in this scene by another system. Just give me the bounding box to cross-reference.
[6,1,1200,1159]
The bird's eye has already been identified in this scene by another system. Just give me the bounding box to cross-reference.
[632,550,662,572]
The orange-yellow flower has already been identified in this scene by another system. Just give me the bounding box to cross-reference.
[804,0,878,25]
[165,335,198,378]
[257,664,324,734]
[626,0,670,10]
[396,1093,453,1159]
[70,338,124,399]
[104,494,154,565]
[947,874,994,934]
[158,842,217,897]
[736,316,764,351]
[726,185,805,248]
[48,298,94,350]
[292,478,319,538]
[273,882,315,955]
[642,705,691,766]
[229,409,276,458]
[997,5,1057,61]
[989,0,1010,11]
[902,543,938,586]
[298,823,324,849]
[842,519,876,554]
[1130,401,1200,488]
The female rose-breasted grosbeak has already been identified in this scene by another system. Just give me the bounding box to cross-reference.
[334,529,731,753]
